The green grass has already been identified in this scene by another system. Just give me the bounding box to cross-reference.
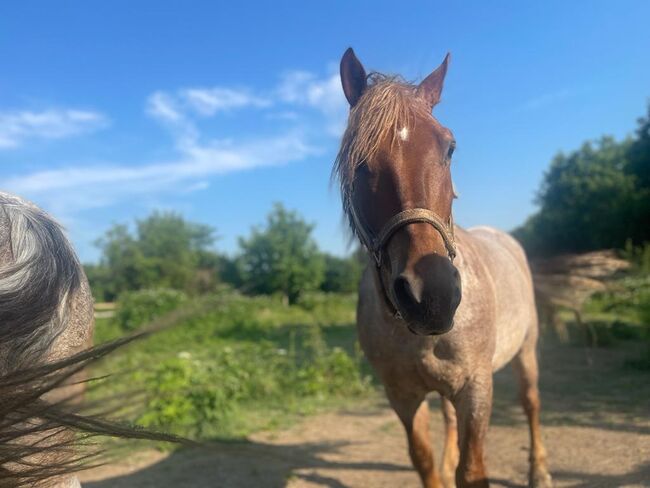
[89,272,650,448]
[89,291,377,442]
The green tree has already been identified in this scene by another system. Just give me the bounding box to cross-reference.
[626,104,650,245]
[320,249,366,293]
[238,203,325,304]
[94,223,147,299]
[135,211,216,290]
[90,212,218,300]
[514,104,650,257]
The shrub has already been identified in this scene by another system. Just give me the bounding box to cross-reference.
[137,354,233,437]
[91,292,373,439]
[135,325,371,438]
[621,240,650,275]
[115,288,187,331]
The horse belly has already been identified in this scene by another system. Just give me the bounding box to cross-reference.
[492,314,529,371]
[468,227,536,372]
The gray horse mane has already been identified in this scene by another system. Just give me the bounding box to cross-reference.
[0,193,189,484]
[0,330,188,486]
[0,191,82,372]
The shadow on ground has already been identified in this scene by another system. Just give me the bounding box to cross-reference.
[84,439,412,488]
[84,329,650,487]
[490,330,650,435]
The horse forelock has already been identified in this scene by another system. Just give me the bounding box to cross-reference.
[333,74,431,239]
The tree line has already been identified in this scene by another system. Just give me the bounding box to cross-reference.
[513,104,650,257]
[85,203,365,304]
[87,103,649,301]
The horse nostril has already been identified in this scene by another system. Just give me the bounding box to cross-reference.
[393,275,421,309]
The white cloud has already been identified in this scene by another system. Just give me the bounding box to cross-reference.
[146,91,183,123]
[277,71,347,135]
[5,64,342,217]
[0,108,108,149]
[146,70,346,133]
[515,89,570,112]
[6,131,316,200]
[182,88,270,115]
[183,180,210,193]
[278,71,345,113]
[146,87,271,125]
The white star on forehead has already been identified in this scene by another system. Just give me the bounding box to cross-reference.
[398,127,409,141]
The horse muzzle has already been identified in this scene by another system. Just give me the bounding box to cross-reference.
[391,256,461,335]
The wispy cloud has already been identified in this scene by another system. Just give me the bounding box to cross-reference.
[147,87,271,124]
[277,71,347,135]
[0,108,108,149]
[182,88,271,115]
[515,89,571,112]
[4,65,341,217]
[146,92,184,123]
[182,180,210,193]
[6,131,316,204]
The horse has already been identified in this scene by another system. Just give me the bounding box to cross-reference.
[0,191,193,487]
[334,49,553,488]
[0,191,95,487]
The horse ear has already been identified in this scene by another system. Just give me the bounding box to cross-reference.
[417,53,450,108]
[340,48,367,107]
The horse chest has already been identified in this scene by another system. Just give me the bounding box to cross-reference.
[359,322,469,395]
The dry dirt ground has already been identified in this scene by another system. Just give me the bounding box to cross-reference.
[80,341,650,488]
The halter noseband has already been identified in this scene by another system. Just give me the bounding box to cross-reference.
[350,206,457,267]
[350,205,456,320]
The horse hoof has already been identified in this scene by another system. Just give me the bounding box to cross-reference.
[529,469,553,488]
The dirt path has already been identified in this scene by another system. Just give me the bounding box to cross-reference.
[80,342,650,487]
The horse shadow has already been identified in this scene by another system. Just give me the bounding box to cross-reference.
[491,460,650,488]
[83,438,413,488]
[489,334,650,435]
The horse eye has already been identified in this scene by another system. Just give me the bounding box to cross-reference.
[447,141,456,161]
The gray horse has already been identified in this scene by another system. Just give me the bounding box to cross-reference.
[334,49,553,488]
[0,191,94,488]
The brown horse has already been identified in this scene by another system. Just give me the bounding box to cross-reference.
[334,49,553,488]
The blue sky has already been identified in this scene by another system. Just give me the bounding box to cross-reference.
[1,1,649,262]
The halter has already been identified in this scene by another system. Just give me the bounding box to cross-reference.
[350,205,457,267]
[350,204,457,319]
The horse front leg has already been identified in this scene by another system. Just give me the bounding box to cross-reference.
[440,396,459,488]
[386,387,442,488]
[453,373,493,488]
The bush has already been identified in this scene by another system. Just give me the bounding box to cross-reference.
[585,271,650,369]
[137,355,233,437]
[115,288,188,332]
[136,329,371,438]
[91,292,373,439]
[621,241,650,275]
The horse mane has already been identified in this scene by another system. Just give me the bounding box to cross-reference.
[0,329,189,486]
[0,192,192,485]
[332,74,430,234]
[0,192,82,372]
